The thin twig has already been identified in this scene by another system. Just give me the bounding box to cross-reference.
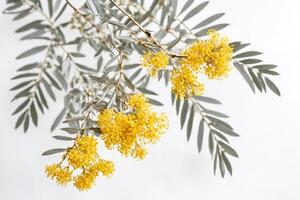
[65,0,121,53]
[108,0,166,51]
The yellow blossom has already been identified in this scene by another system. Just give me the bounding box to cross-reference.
[67,148,90,169]
[141,51,169,76]
[73,159,115,191]
[171,30,232,99]
[45,135,115,191]
[76,135,98,156]
[74,171,97,191]
[180,41,207,72]
[133,145,147,160]
[45,164,72,186]
[93,159,115,177]
[127,93,150,111]
[98,94,168,159]
[171,65,204,99]
[67,135,98,169]
[180,30,233,79]
[203,30,233,79]
[98,109,131,150]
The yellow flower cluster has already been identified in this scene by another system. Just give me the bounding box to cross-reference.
[67,135,98,169]
[171,65,205,99]
[45,164,72,186]
[73,159,114,190]
[171,30,233,99]
[98,94,168,159]
[181,30,233,79]
[44,30,232,190]
[45,135,115,191]
[141,51,169,77]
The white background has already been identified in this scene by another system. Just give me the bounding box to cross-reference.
[0,0,299,199]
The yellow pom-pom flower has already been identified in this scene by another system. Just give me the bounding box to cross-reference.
[76,135,98,155]
[94,159,115,177]
[45,135,115,191]
[127,93,150,111]
[74,171,97,191]
[203,30,233,79]
[180,30,233,79]
[133,145,147,160]
[171,65,204,99]
[180,41,207,72]
[67,148,90,169]
[98,94,168,159]
[66,135,98,169]
[171,30,232,99]
[73,159,115,191]
[141,51,169,77]
[45,164,72,186]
